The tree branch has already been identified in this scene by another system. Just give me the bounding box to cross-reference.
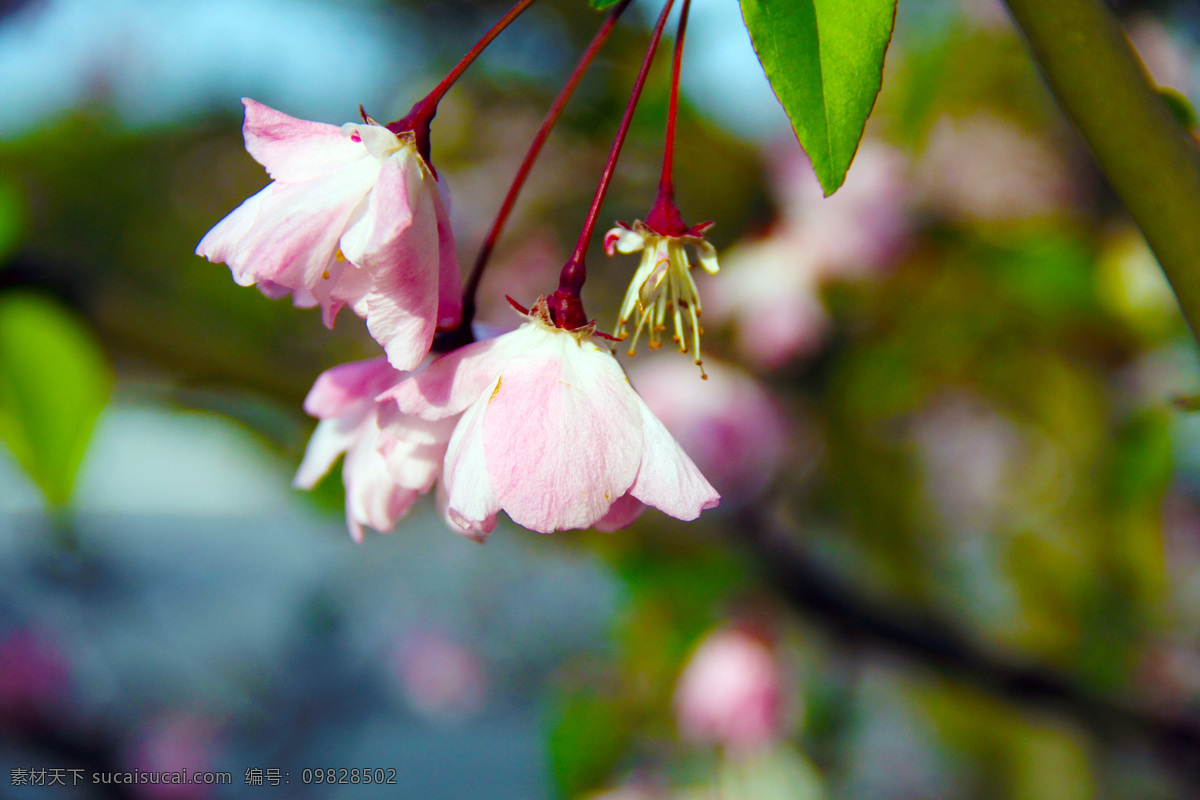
[737,512,1200,774]
[1001,0,1200,344]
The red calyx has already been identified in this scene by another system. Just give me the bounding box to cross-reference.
[643,186,690,238]
[383,99,437,177]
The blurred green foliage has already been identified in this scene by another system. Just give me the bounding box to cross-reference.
[0,292,111,506]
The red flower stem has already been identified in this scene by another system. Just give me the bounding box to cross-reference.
[391,0,540,164]
[460,0,636,331]
[644,0,691,234]
[427,0,539,109]
[559,0,678,298]
[659,0,691,199]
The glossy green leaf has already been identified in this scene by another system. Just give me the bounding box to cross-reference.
[740,0,896,194]
[589,0,622,9]
[0,293,112,506]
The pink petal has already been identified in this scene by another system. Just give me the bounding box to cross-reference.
[442,385,502,534]
[593,492,646,532]
[604,225,644,255]
[294,418,358,489]
[481,343,642,533]
[436,481,493,543]
[199,163,375,292]
[338,151,416,264]
[242,98,366,183]
[259,280,296,300]
[342,424,419,541]
[378,414,457,492]
[627,393,720,520]
[381,328,528,420]
[304,257,373,328]
[432,181,463,329]
[303,358,401,418]
[195,189,264,271]
[347,153,440,371]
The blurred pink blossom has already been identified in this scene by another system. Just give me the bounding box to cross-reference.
[674,625,787,757]
[704,236,829,370]
[915,113,1078,223]
[769,140,911,277]
[391,630,488,721]
[197,99,461,370]
[707,140,910,369]
[628,356,788,507]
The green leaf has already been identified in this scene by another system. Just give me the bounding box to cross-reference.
[741,0,896,194]
[0,293,112,507]
[589,0,622,9]
[1158,86,1198,129]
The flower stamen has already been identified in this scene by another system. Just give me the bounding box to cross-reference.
[608,221,717,377]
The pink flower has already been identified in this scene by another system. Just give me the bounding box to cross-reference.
[629,357,788,508]
[196,99,461,370]
[295,357,455,541]
[674,626,786,757]
[382,298,720,537]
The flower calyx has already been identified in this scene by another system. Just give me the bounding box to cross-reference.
[514,295,600,345]
[377,99,438,177]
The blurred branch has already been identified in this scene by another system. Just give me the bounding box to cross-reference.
[738,512,1200,772]
[1001,0,1200,345]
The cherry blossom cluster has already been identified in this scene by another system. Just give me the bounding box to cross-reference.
[195,0,727,540]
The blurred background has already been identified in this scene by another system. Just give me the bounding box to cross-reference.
[2,0,1200,796]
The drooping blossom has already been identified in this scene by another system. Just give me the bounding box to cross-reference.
[382,297,719,537]
[674,625,787,758]
[707,140,910,370]
[196,99,461,370]
[604,220,720,368]
[295,357,455,541]
[628,356,788,508]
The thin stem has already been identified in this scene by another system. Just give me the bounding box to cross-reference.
[1002,0,1200,345]
[645,0,692,235]
[563,0,678,281]
[659,0,691,197]
[426,0,540,109]
[459,0,636,332]
[390,0,540,164]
